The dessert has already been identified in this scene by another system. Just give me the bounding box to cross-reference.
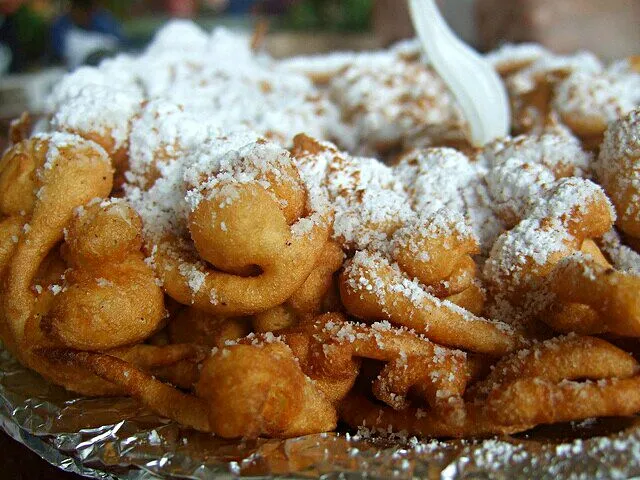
[0,21,639,441]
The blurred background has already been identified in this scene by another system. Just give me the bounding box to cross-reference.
[0,0,638,119]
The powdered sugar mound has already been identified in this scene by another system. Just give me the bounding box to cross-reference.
[294,137,413,251]
[45,59,141,114]
[532,177,614,224]
[508,51,603,96]
[183,132,302,211]
[115,22,340,145]
[51,84,143,152]
[596,109,640,220]
[125,158,192,244]
[485,43,548,72]
[394,147,503,252]
[599,228,640,275]
[482,129,591,178]
[483,178,611,321]
[135,21,211,96]
[554,70,640,126]
[485,156,555,223]
[207,27,258,67]
[329,52,463,152]
[480,131,591,225]
[390,208,477,262]
[145,20,209,57]
[127,99,224,186]
[131,25,340,145]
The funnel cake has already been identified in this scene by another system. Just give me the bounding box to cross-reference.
[2,23,640,444]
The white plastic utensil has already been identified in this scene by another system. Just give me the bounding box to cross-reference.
[408,0,510,146]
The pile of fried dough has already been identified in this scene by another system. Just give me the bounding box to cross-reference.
[1,22,640,439]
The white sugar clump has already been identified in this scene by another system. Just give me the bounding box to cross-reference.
[45,57,140,114]
[178,262,207,295]
[485,43,548,72]
[483,177,612,322]
[599,228,640,275]
[294,138,414,252]
[51,84,143,152]
[329,50,463,152]
[507,50,603,95]
[394,147,502,253]
[554,70,640,126]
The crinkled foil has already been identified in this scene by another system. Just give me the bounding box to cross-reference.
[2,344,640,480]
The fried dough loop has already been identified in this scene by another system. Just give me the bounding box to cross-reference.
[283,313,468,413]
[484,177,615,324]
[341,335,640,438]
[545,253,640,336]
[252,239,344,332]
[478,335,640,428]
[42,199,166,350]
[136,133,332,316]
[0,134,118,392]
[46,313,474,438]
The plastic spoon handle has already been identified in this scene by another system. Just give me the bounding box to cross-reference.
[408,0,510,146]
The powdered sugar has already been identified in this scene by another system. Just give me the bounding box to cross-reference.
[483,177,612,321]
[178,262,207,296]
[394,147,502,252]
[486,43,548,73]
[480,130,591,225]
[328,50,463,152]
[554,70,640,126]
[599,228,640,275]
[596,109,640,224]
[51,84,143,152]
[294,137,414,251]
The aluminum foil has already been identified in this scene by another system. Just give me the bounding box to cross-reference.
[2,344,640,480]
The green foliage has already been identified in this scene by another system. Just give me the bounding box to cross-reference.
[286,0,372,31]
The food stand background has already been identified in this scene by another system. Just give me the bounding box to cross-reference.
[1,0,639,478]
